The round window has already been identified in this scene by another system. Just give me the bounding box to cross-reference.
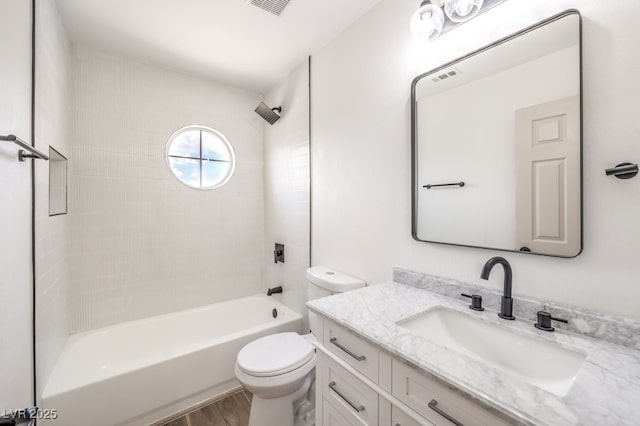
[166,126,235,190]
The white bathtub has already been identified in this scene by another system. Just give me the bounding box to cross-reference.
[42,294,303,426]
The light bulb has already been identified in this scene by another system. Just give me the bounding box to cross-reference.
[456,0,473,15]
[410,1,445,42]
[444,0,484,22]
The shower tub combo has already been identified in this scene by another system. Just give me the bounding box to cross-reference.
[41,294,302,426]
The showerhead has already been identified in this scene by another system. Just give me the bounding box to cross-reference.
[255,102,282,125]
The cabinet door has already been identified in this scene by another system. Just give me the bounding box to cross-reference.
[320,353,378,425]
[324,321,379,382]
[323,398,358,426]
[392,360,512,426]
[392,406,430,426]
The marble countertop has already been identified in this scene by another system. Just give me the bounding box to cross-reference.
[306,283,640,426]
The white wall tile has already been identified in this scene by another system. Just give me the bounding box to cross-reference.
[69,47,265,332]
[263,61,311,329]
[34,0,72,398]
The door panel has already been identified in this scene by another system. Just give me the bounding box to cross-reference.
[0,0,34,411]
[515,96,580,256]
[533,159,565,240]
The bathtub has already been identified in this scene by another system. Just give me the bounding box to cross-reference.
[41,294,303,426]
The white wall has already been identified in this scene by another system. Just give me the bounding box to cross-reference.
[417,46,579,248]
[34,0,72,397]
[263,60,310,329]
[0,0,34,410]
[311,0,640,320]
[69,48,265,332]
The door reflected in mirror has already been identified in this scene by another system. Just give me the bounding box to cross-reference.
[412,11,582,257]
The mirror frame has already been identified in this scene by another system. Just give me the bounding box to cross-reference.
[411,9,583,258]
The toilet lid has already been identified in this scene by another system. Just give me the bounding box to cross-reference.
[237,332,315,377]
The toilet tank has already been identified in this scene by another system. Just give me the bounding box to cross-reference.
[306,266,365,336]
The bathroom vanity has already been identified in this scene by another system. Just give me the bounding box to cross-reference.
[307,272,640,426]
[314,316,513,426]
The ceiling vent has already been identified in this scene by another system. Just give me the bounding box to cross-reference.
[250,0,291,16]
[431,68,462,83]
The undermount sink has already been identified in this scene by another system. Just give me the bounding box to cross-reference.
[397,307,586,397]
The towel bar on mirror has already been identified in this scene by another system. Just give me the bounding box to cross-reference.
[0,134,49,162]
[423,182,465,189]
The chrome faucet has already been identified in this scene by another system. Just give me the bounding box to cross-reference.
[480,257,515,320]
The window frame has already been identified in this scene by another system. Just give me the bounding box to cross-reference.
[165,125,236,190]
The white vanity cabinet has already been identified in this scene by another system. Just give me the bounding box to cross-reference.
[321,354,379,425]
[323,397,359,426]
[390,360,511,426]
[324,319,380,382]
[391,406,424,426]
[315,318,514,426]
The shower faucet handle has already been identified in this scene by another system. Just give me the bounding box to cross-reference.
[274,243,285,264]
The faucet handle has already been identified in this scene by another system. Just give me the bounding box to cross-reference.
[534,311,568,332]
[461,293,484,311]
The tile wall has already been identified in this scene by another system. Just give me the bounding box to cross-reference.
[34,0,72,394]
[69,48,265,332]
[263,60,311,329]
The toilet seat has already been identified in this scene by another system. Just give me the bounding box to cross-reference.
[237,332,315,377]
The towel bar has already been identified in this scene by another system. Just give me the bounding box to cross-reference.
[0,134,49,162]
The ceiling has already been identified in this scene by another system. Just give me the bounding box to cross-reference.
[55,0,383,93]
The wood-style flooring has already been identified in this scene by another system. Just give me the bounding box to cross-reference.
[161,390,252,426]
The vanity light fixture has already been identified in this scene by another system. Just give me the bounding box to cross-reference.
[411,0,506,42]
[410,0,445,42]
[444,0,484,22]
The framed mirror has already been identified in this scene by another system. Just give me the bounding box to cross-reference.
[411,10,582,258]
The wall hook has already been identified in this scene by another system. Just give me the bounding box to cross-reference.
[605,162,638,180]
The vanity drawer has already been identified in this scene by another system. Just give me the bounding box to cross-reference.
[322,354,379,425]
[392,406,430,426]
[323,398,360,426]
[391,360,511,426]
[324,320,379,382]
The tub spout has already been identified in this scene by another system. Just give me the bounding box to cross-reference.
[267,286,283,296]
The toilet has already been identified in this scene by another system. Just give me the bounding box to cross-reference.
[234,266,365,426]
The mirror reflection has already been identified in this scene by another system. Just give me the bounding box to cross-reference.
[412,12,582,257]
